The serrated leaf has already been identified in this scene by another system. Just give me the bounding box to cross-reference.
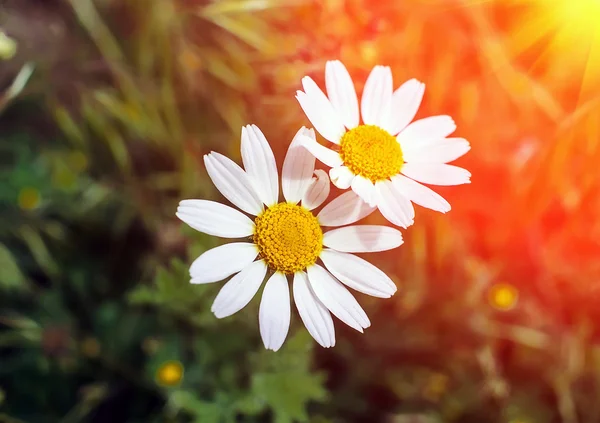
[234,392,266,415]
[251,372,327,423]
[249,331,327,423]
[127,259,219,328]
[127,286,157,305]
[169,391,222,423]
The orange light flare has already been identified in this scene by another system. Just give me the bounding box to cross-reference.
[248,0,600,317]
[494,0,600,106]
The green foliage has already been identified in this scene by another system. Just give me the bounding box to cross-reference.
[158,332,328,423]
[5,1,600,422]
[169,391,225,423]
[249,331,329,423]
[128,258,216,327]
[0,243,26,292]
[128,258,328,423]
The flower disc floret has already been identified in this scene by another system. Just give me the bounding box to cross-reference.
[253,203,323,274]
[339,124,404,182]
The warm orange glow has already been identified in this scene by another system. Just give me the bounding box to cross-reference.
[505,0,600,100]
[507,0,600,44]
[549,0,600,29]
[252,0,600,329]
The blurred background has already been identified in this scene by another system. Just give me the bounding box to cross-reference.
[1,0,600,422]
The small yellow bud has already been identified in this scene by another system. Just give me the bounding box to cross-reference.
[488,283,519,311]
[0,32,17,61]
[18,187,41,211]
[156,361,184,387]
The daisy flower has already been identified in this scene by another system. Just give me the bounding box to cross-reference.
[295,60,471,228]
[176,125,402,351]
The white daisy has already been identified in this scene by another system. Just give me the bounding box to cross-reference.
[295,60,471,228]
[176,125,403,351]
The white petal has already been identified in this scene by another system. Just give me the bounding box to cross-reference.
[329,166,355,189]
[259,272,291,352]
[351,175,376,207]
[302,169,330,210]
[190,243,259,284]
[282,127,317,204]
[176,200,255,238]
[391,174,451,213]
[211,260,267,319]
[402,137,471,164]
[320,249,397,298]
[361,65,393,127]
[323,225,403,253]
[296,77,345,143]
[325,60,359,129]
[306,264,370,333]
[293,272,335,348]
[401,163,471,186]
[374,181,415,228]
[297,135,343,168]
[397,115,456,150]
[317,191,376,227]
[382,79,425,135]
[241,125,279,206]
[204,153,263,215]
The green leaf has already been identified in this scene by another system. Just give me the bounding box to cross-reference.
[251,372,327,423]
[19,226,59,277]
[94,302,150,358]
[234,392,266,415]
[127,286,156,304]
[169,391,222,423]
[249,331,328,423]
[0,243,26,291]
[127,258,220,327]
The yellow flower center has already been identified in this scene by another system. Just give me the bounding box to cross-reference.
[339,124,404,182]
[253,203,323,274]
